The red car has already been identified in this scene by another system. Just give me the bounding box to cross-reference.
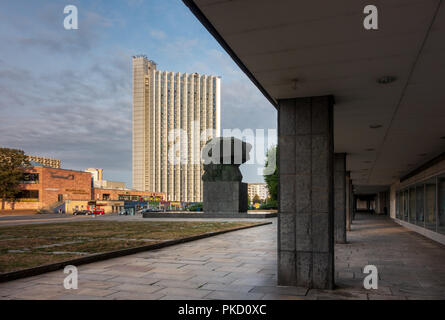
[93,209,104,215]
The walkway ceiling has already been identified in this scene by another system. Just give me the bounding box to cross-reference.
[184,0,445,192]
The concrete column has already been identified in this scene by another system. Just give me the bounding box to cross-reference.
[334,153,346,244]
[352,194,357,220]
[345,172,351,231]
[348,179,353,228]
[277,96,334,289]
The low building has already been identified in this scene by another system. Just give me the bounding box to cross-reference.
[248,183,269,202]
[65,199,125,215]
[95,180,126,190]
[85,168,126,189]
[92,188,165,202]
[3,164,166,213]
[3,164,92,211]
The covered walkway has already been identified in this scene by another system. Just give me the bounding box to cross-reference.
[0,214,444,300]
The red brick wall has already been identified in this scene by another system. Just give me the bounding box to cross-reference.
[3,167,92,210]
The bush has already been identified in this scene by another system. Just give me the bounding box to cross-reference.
[259,199,277,210]
[186,202,203,211]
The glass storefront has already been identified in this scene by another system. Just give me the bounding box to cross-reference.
[425,179,436,232]
[438,176,445,234]
[397,174,445,235]
[409,187,416,223]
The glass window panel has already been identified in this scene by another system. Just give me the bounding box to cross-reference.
[425,180,436,231]
[409,188,416,223]
[398,191,403,220]
[403,190,409,221]
[438,177,445,235]
[415,185,424,225]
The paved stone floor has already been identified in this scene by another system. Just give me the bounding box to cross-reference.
[0,213,444,300]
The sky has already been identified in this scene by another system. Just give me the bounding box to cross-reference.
[0,0,277,187]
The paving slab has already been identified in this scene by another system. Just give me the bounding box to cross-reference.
[0,214,444,300]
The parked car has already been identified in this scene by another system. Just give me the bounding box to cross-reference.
[73,210,92,216]
[92,209,104,215]
[138,208,160,214]
[118,209,128,215]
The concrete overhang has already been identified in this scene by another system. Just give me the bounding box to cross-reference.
[183,0,445,190]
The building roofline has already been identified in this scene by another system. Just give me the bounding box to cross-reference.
[27,166,92,175]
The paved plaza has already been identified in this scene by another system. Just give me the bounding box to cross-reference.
[0,213,444,300]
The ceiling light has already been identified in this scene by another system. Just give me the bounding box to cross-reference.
[377,76,397,84]
[369,124,382,129]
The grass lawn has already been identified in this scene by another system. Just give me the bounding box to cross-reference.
[0,220,261,273]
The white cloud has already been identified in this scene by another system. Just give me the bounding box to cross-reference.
[149,29,167,40]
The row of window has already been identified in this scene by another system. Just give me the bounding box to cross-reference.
[396,174,445,235]
[14,190,39,201]
[21,173,39,184]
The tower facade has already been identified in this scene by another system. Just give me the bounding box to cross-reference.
[132,55,221,202]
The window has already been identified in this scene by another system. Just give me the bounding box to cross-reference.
[425,179,436,231]
[415,185,424,225]
[438,176,445,234]
[403,190,409,221]
[15,190,39,201]
[409,187,416,223]
[22,173,39,184]
[103,194,110,200]
[118,194,131,201]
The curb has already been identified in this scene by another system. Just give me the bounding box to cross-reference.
[0,221,272,283]
[142,212,277,219]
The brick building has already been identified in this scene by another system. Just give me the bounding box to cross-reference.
[2,164,166,213]
[3,165,92,210]
[92,188,165,202]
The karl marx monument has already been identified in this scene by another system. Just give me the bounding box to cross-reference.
[201,137,251,214]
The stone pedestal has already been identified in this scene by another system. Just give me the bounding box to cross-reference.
[203,181,248,213]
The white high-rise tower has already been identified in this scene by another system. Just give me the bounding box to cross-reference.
[132,55,221,202]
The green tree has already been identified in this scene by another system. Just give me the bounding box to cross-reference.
[263,145,277,202]
[0,147,29,210]
[252,194,261,204]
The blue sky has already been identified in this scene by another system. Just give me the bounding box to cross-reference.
[0,0,276,187]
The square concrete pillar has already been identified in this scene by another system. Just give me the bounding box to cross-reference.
[352,194,357,221]
[334,153,346,243]
[346,172,351,231]
[277,96,334,289]
[350,181,354,224]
